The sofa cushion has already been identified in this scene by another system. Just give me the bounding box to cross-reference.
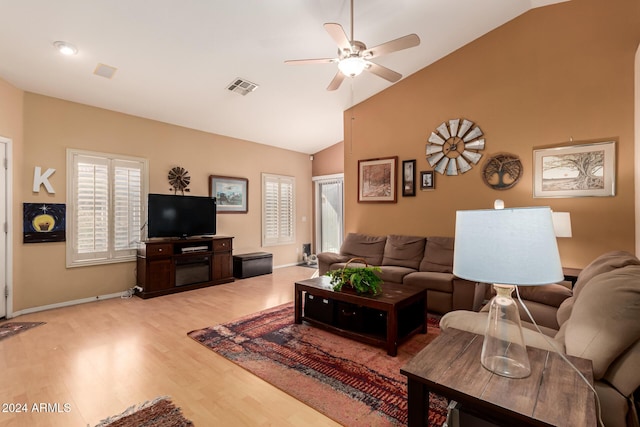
[562,265,640,379]
[382,235,426,270]
[378,266,416,284]
[420,236,454,273]
[403,271,453,293]
[340,233,387,266]
[573,250,640,297]
[556,251,640,329]
[515,284,572,308]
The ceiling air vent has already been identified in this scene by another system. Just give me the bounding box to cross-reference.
[227,78,258,96]
[94,63,118,79]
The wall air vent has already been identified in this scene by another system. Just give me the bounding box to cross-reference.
[94,63,118,79]
[227,78,259,96]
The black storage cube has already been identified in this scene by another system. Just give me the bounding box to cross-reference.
[233,252,273,278]
[336,301,365,332]
[304,294,334,324]
[364,307,387,337]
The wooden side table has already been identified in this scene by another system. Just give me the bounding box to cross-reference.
[563,267,582,287]
[400,328,596,427]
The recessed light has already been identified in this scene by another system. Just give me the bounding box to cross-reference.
[53,41,78,56]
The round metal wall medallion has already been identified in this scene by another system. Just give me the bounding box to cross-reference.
[481,153,523,190]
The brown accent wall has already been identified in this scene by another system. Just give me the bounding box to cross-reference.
[8,93,313,312]
[312,141,344,177]
[344,0,640,268]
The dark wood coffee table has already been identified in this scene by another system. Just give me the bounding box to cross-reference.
[294,276,427,356]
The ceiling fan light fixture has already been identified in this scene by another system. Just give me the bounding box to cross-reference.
[53,41,78,56]
[338,56,366,77]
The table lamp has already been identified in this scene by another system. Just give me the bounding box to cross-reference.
[453,206,564,378]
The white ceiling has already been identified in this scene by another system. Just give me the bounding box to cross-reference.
[0,0,565,154]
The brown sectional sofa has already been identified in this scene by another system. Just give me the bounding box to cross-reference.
[317,233,485,314]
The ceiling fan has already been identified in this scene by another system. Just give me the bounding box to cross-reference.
[285,0,420,91]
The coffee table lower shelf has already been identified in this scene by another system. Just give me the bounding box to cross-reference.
[294,276,427,356]
[299,316,396,349]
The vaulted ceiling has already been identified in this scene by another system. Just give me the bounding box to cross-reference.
[0,0,565,154]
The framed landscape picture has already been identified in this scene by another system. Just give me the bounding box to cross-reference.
[358,156,398,203]
[533,140,616,198]
[209,175,248,213]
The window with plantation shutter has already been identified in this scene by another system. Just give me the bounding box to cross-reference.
[67,149,148,267]
[262,173,295,246]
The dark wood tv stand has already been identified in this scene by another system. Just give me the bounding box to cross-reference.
[136,236,234,298]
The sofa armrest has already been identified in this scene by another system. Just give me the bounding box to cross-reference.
[440,311,564,353]
[317,252,349,275]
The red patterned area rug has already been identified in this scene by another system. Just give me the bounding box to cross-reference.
[188,302,447,427]
[95,396,193,427]
[0,321,45,341]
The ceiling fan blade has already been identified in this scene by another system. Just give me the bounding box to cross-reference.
[324,23,352,51]
[364,34,420,59]
[366,62,402,83]
[285,58,337,65]
[326,71,346,91]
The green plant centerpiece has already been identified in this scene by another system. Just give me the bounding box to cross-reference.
[326,257,383,295]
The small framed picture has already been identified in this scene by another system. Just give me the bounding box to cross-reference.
[420,171,435,190]
[209,175,248,213]
[402,160,416,197]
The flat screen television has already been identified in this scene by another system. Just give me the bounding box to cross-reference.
[147,193,217,238]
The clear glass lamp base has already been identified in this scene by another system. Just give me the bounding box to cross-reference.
[481,284,531,379]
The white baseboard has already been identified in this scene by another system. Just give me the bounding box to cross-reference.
[8,291,126,319]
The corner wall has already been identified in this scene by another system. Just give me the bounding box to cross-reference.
[344,0,640,268]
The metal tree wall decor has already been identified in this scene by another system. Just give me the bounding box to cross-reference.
[481,153,523,190]
[426,118,485,175]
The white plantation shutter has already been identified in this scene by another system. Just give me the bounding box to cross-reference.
[113,160,142,252]
[67,149,148,267]
[76,156,109,258]
[262,173,295,246]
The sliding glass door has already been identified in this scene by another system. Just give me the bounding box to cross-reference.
[313,174,344,254]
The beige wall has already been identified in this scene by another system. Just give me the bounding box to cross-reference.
[9,93,313,312]
[344,0,640,269]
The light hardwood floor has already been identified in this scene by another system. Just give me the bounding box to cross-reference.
[0,266,342,427]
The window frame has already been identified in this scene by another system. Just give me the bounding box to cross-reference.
[66,149,148,268]
[261,173,295,247]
